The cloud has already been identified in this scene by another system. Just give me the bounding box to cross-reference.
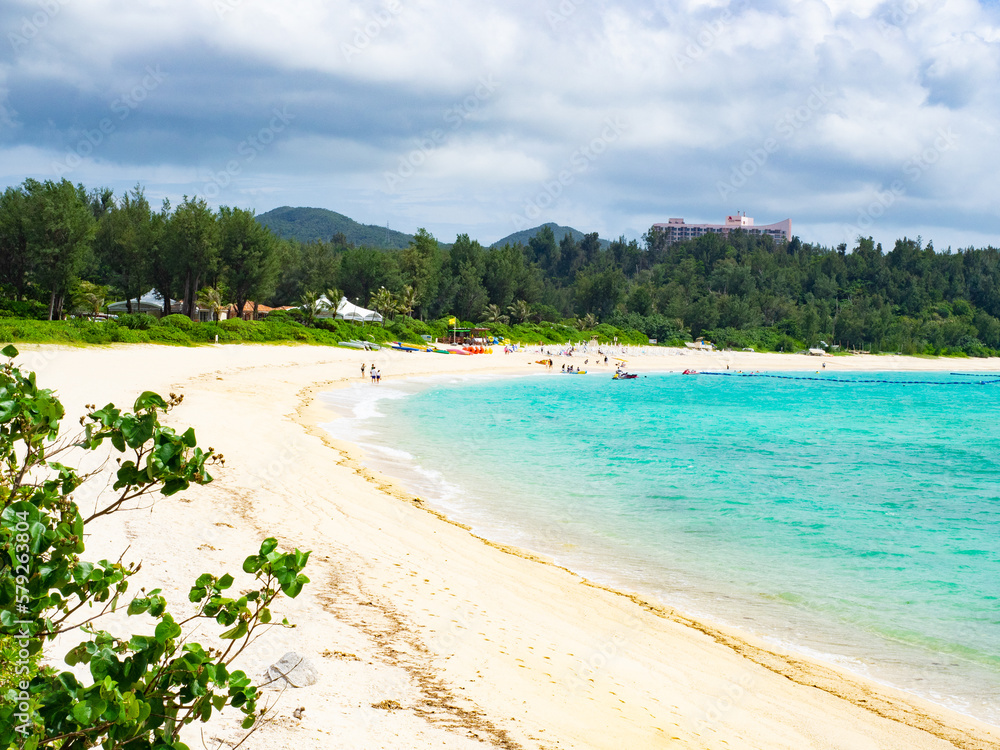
[0,0,998,250]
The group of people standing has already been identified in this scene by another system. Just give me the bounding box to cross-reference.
[361,362,381,384]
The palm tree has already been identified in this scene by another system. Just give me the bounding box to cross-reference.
[71,281,107,318]
[300,290,322,325]
[483,303,509,325]
[578,313,598,331]
[196,286,224,322]
[369,287,396,327]
[322,287,342,316]
[507,299,531,324]
[397,285,419,318]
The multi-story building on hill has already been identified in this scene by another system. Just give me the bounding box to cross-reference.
[652,214,791,245]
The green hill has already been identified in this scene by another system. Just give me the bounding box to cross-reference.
[490,222,611,250]
[257,206,414,249]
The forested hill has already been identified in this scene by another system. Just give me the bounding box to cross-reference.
[5,177,1000,358]
[491,222,611,250]
[257,206,414,248]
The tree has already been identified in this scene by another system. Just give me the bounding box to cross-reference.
[451,263,488,322]
[164,197,219,320]
[271,240,340,306]
[396,285,419,318]
[196,286,224,322]
[483,243,538,309]
[21,179,97,320]
[401,228,441,320]
[300,290,323,325]
[0,346,309,749]
[507,299,531,323]
[319,287,343,319]
[69,280,108,317]
[0,186,31,301]
[93,186,157,314]
[147,200,174,315]
[575,265,626,318]
[218,206,280,319]
[527,225,558,273]
[483,303,509,325]
[337,248,400,306]
[369,286,397,325]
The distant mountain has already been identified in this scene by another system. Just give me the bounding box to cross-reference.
[490,222,611,250]
[257,206,414,249]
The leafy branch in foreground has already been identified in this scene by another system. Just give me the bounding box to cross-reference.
[0,344,310,749]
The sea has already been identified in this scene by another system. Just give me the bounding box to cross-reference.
[319,369,1000,726]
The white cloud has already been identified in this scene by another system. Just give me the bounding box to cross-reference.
[1,0,999,250]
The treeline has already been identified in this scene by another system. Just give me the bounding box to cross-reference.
[3,178,1000,356]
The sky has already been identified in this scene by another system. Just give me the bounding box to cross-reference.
[1,0,998,251]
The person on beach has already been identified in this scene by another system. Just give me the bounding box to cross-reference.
[361,363,366,378]
[370,367,376,384]
[375,369,381,384]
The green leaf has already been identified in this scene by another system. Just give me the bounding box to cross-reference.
[0,399,17,422]
[1,344,18,358]
[161,478,189,496]
[219,620,248,640]
[259,538,278,556]
[133,391,168,411]
[90,649,118,681]
[73,700,94,724]
[217,573,234,590]
[154,616,181,643]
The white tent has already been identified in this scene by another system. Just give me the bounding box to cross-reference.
[107,289,180,317]
[317,296,382,324]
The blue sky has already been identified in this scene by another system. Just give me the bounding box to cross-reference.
[1,0,998,250]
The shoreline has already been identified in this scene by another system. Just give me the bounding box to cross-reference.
[24,343,1000,749]
[309,364,1000,728]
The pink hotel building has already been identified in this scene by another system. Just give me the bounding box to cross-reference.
[653,214,792,245]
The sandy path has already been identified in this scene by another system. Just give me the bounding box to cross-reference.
[19,342,1000,750]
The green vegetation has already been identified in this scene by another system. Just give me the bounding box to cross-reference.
[4,178,1000,356]
[490,222,610,251]
[257,206,414,249]
[0,346,310,748]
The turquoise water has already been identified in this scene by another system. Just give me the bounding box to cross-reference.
[322,371,1000,724]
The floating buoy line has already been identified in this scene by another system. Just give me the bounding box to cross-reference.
[693,371,1000,386]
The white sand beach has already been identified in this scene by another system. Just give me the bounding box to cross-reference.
[22,342,1000,750]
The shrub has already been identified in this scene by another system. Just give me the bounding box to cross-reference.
[0,345,310,748]
[263,309,291,323]
[116,312,157,330]
[146,326,192,344]
[0,299,48,320]
[160,313,195,330]
[111,327,149,344]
